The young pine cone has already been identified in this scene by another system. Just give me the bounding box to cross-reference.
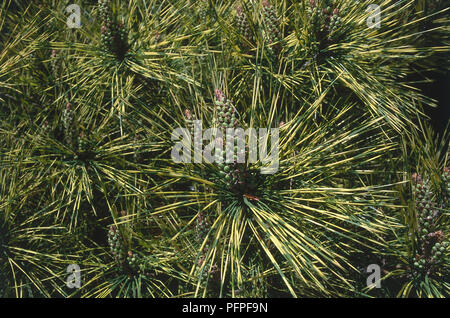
[214,89,237,130]
[62,103,74,147]
[184,109,196,138]
[443,167,449,204]
[126,250,139,273]
[108,225,125,264]
[262,1,281,48]
[98,0,112,27]
[236,5,253,44]
[327,8,342,39]
[195,212,209,243]
[214,89,246,189]
[413,174,436,238]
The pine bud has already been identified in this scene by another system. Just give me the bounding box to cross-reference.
[41,121,50,137]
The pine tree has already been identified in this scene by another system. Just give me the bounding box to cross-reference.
[0,0,448,298]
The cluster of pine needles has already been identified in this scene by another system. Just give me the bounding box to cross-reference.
[0,0,449,298]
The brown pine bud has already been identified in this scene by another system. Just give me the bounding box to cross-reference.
[215,89,225,102]
[412,172,422,184]
[154,31,161,42]
[185,109,192,120]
